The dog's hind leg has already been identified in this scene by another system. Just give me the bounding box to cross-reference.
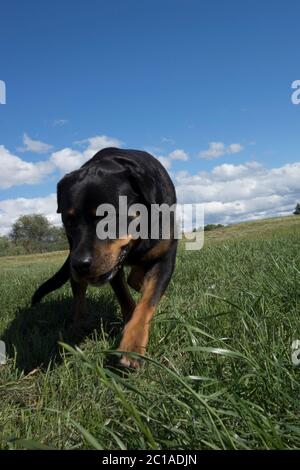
[110,268,136,321]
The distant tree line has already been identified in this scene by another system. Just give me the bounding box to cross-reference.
[0,214,68,257]
[204,223,225,231]
[192,223,225,232]
[294,203,300,215]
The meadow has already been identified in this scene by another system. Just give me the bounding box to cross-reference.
[1,215,300,450]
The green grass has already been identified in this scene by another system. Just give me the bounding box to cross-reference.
[1,215,300,450]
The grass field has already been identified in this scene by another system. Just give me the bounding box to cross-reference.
[1,215,300,450]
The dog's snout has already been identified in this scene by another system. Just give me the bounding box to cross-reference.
[72,255,93,275]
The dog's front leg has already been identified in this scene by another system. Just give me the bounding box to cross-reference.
[117,247,176,369]
[110,268,136,321]
[71,278,88,329]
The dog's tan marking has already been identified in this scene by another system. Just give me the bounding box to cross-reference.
[92,236,133,276]
[109,235,133,249]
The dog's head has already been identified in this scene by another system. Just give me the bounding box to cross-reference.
[57,156,158,284]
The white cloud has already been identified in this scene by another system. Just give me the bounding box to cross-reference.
[227,143,243,154]
[0,145,54,189]
[200,141,244,159]
[0,134,123,188]
[202,195,296,225]
[50,134,123,174]
[0,193,60,235]
[161,137,175,145]
[50,148,86,174]
[5,134,191,189]
[17,133,53,154]
[53,119,69,127]
[200,142,225,159]
[211,161,262,181]
[157,148,189,169]
[168,149,189,161]
[75,135,122,159]
[157,156,172,169]
[83,135,123,159]
[173,161,300,224]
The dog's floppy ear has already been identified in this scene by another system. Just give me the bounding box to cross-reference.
[56,172,74,213]
[56,178,65,214]
[57,182,62,213]
[111,154,160,206]
[127,167,160,206]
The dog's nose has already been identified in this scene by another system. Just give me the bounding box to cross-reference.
[72,256,93,275]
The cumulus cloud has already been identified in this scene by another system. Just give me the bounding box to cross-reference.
[50,135,123,174]
[211,161,262,180]
[44,134,123,174]
[0,134,123,188]
[0,193,60,235]
[173,161,300,224]
[0,145,54,189]
[161,137,175,145]
[17,133,53,154]
[75,135,122,159]
[157,149,189,169]
[157,156,172,169]
[200,141,244,160]
[53,119,69,127]
[168,149,189,161]
[50,148,86,174]
[227,143,243,154]
[4,135,189,188]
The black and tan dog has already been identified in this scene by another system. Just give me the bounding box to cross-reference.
[32,147,177,368]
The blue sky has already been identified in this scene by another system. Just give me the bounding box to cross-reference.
[0,0,300,233]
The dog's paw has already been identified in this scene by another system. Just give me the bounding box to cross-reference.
[116,342,145,370]
[115,324,148,370]
[118,353,143,370]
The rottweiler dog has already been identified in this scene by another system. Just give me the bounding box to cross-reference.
[32,147,177,368]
